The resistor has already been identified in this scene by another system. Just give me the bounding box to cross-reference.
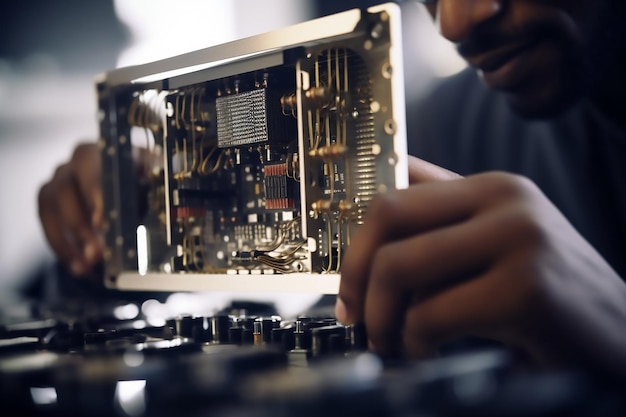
[304,85,333,107]
[311,199,353,214]
[280,92,297,115]
[308,144,348,159]
[311,199,334,213]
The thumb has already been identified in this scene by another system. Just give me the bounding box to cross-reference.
[408,155,462,184]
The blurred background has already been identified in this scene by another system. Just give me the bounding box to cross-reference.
[0,0,464,302]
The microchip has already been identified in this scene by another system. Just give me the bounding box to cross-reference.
[216,88,282,148]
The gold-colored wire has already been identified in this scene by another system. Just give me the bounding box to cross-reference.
[323,213,333,273]
[335,214,343,273]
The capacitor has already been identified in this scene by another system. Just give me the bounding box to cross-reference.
[311,325,345,358]
[167,315,194,338]
[178,315,195,338]
[288,320,310,367]
[84,329,118,345]
[345,322,368,352]
[271,326,295,351]
[293,320,306,350]
[210,315,231,344]
[192,316,210,342]
[229,326,244,345]
[253,321,263,346]
[260,317,280,344]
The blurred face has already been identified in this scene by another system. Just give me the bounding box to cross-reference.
[423,0,626,118]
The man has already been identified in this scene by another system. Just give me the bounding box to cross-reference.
[336,0,626,375]
[39,0,626,375]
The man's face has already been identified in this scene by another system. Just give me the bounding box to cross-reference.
[424,0,626,118]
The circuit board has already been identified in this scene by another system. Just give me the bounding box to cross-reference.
[97,3,408,293]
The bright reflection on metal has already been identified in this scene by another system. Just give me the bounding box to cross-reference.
[115,380,146,417]
[138,338,183,350]
[131,51,277,84]
[113,303,140,320]
[123,351,145,368]
[141,299,165,317]
[146,317,166,327]
[136,225,148,275]
[353,353,383,380]
[30,387,57,405]
[141,299,168,327]
[132,320,147,329]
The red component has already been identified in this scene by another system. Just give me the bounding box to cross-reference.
[176,206,206,218]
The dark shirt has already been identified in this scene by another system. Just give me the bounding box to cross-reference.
[407,69,626,279]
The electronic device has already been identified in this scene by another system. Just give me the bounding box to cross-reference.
[96,2,409,294]
[3,306,616,416]
[3,5,624,415]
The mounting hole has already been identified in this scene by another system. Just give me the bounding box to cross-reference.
[382,63,393,79]
[370,22,384,40]
[384,119,396,135]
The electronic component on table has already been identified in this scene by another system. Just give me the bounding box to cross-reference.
[97,3,408,293]
[2,310,613,417]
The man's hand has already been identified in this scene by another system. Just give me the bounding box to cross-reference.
[38,143,103,278]
[336,156,626,374]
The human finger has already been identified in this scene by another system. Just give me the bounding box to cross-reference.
[71,143,103,229]
[363,205,525,355]
[363,197,537,355]
[38,194,81,274]
[335,156,462,324]
[407,155,461,185]
[400,253,541,359]
[338,176,477,324]
[337,172,536,325]
[38,165,86,275]
[54,164,103,275]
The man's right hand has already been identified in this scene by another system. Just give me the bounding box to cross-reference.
[38,143,103,277]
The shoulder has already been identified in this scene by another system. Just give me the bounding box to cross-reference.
[406,69,591,175]
[407,69,518,173]
[413,69,500,119]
